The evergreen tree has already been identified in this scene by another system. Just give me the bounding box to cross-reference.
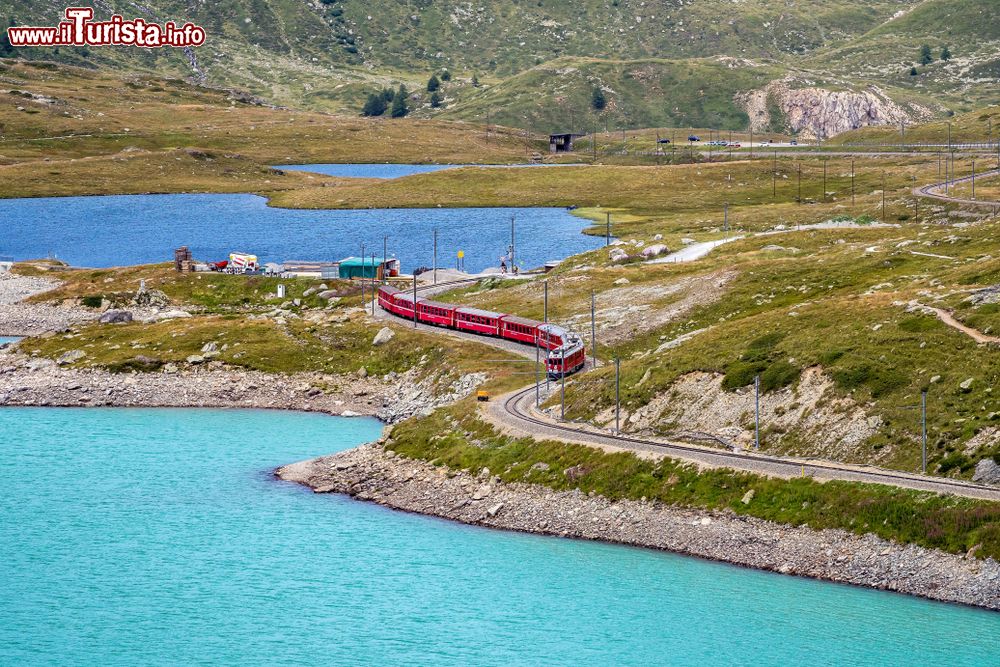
[591,86,607,111]
[919,44,933,65]
[427,74,440,93]
[362,93,387,116]
[382,87,395,104]
[909,66,918,76]
[430,90,443,108]
[390,85,409,118]
[941,45,952,61]
[0,18,15,57]
[440,70,451,82]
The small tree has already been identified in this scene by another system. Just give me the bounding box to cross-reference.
[591,86,607,111]
[390,85,409,118]
[381,87,394,104]
[471,74,479,87]
[427,74,440,93]
[919,44,933,65]
[0,18,15,57]
[909,66,918,76]
[941,45,952,61]
[430,90,443,108]
[440,69,451,82]
[362,93,386,117]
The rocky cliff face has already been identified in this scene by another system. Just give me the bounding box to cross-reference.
[738,79,922,139]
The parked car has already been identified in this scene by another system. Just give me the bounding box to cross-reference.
[657,138,671,144]
[688,135,700,142]
[790,139,798,146]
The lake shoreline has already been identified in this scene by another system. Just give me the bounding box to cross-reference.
[277,442,1000,612]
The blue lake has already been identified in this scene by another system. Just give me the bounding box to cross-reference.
[0,194,599,272]
[279,163,463,178]
[0,337,21,345]
[1,407,997,665]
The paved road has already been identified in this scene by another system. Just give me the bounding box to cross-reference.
[487,385,1000,501]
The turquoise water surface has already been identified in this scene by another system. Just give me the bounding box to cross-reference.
[0,336,21,345]
[1,407,997,665]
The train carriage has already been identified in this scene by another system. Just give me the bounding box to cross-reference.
[455,306,503,336]
[537,323,568,351]
[500,315,542,345]
[377,282,586,378]
[417,299,457,328]
[546,335,587,379]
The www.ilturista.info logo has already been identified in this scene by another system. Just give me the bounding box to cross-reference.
[7,7,206,48]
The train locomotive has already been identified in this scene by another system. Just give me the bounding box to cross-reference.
[377,285,586,378]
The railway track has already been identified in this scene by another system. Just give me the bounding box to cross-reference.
[376,276,1000,500]
[497,385,1000,501]
[915,167,1000,207]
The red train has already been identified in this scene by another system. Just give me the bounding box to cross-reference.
[377,285,586,378]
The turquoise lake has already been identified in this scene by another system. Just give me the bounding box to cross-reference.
[0,193,600,273]
[1,407,997,665]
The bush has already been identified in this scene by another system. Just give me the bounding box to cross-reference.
[80,295,103,308]
[938,452,973,474]
[760,360,800,393]
[722,360,765,390]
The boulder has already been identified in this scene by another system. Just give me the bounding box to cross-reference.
[609,248,629,263]
[157,310,191,321]
[318,290,339,300]
[186,354,205,364]
[372,327,395,346]
[972,459,1000,486]
[613,277,631,286]
[99,309,133,324]
[56,349,86,365]
[640,244,668,258]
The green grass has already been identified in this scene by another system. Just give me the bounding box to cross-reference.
[388,404,1000,560]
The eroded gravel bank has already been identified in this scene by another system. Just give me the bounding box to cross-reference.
[278,442,1000,611]
[0,351,486,423]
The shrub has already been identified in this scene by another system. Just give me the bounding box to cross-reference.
[80,295,103,308]
[760,360,800,393]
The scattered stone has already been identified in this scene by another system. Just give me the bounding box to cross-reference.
[741,489,756,504]
[372,327,395,346]
[56,349,85,365]
[960,378,974,391]
[972,459,1000,486]
[98,309,133,324]
[613,278,631,286]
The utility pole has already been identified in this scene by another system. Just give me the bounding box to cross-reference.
[560,347,566,421]
[535,342,540,407]
[822,158,827,203]
[772,150,777,198]
[544,280,549,392]
[606,212,611,245]
[432,227,438,285]
[412,274,417,328]
[754,374,761,450]
[360,242,366,310]
[851,159,856,207]
[510,215,516,274]
[590,290,597,368]
[921,390,928,474]
[972,160,976,199]
[370,253,376,316]
[615,357,621,433]
[797,163,802,203]
[882,172,887,222]
[382,235,388,284]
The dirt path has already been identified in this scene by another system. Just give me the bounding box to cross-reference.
[918,303,1000,345]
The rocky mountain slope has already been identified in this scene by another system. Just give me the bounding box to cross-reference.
[1,0,995,135]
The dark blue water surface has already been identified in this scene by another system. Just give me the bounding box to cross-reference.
[0,194,599,272]
[1,407,998,666]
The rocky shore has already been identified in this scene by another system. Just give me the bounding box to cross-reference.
[0,272,96,335]
[278,442,1000,611]
[0,350,485,423]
